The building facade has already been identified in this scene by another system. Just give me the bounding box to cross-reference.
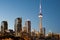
[14,18,22,37]
[1,21,8,35]
[25,20,31,34]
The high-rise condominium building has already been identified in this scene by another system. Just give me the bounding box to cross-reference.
[14,17,22,37]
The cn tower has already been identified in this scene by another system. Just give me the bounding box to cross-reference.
[38,0,43,34]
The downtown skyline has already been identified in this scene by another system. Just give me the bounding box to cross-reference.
[0,0,60,34]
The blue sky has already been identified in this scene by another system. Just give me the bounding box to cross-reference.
[0,0,60,34]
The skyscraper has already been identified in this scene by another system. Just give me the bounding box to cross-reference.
[14,17,22,37]
[25,20,31,34]
[1,21,8,35]
[42,27,45,36]
[38,0,43,34]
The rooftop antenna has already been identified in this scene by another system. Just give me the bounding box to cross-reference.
[40,0,42,14]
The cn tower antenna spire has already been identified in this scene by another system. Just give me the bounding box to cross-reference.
[40,0,42,14]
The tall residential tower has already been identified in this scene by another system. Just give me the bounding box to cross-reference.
[14,17,22,37]
[1,21,8,35]
[25,20,31,34]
